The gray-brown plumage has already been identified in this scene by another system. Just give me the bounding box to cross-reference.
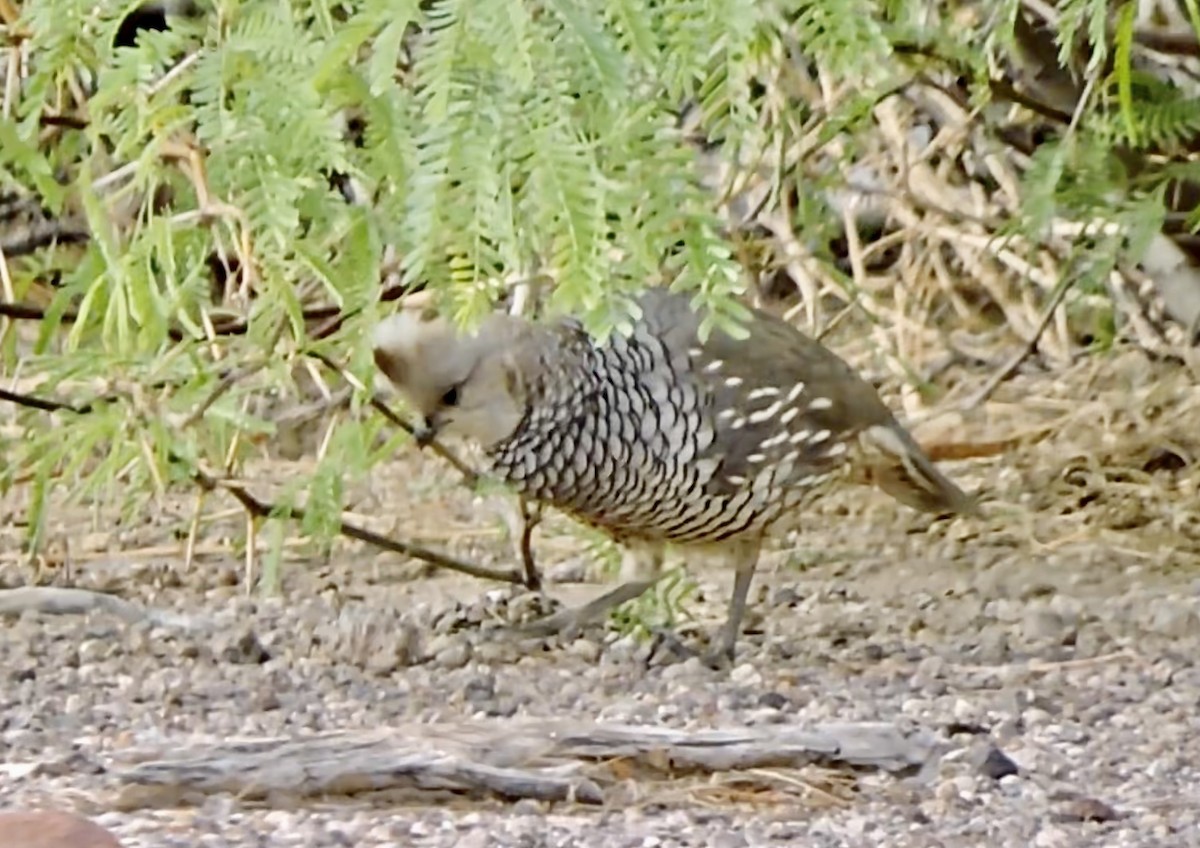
[373,288,975,661]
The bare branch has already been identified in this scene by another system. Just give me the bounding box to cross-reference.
[0,386,516,585]
[305,350,481,487]
[189,464,521,584]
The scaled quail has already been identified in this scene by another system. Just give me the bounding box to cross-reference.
[372,288,975,661]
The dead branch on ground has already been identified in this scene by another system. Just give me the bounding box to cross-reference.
[0,586,207,631]
[112,719,933,809]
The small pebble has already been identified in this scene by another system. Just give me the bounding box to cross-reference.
[729,663,761,687]
[975,745,1020,780]
[1055,797,1123,823]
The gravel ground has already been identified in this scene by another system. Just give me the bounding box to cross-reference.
[3,355,1200,847]
[2,524,1199,847]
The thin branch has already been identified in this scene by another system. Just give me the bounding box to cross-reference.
[0,386,91,414]
[148,50,201,97]
[180,359,267,428]
[959,271,1077,410]
[369,395,480,485]
[956,68,1102,410]
[305,350,480,486]
[181,319,287,428]
[0,299,77,320]
[189,465,520,584]
[0,385,514,584]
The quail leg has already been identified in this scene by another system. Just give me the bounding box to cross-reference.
[704,540,762,667]
[516,497,543,590]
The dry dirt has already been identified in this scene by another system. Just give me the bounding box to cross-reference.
[2,349,1200,847]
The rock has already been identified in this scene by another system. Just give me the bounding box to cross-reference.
[0,810,122,848]
[1055,797,1123,823]
[219,630,271,665]
[711,831,749,848]
[913,655,945,687]
[462,672,497,705]
[770,587,802,607]
[729,663,762,687]
[1022,609,1066,644]
[432,640,471,670]
[1149,601,1199,638]
[566,637,601,663]
[757,691,790,710]
[974,627,1011,663]
[861,642,885,661]
[544,559,589,583]
[77,638,111,665]
[975,745,1020,780]
[511,798,543,816]
[998,774,1023,796]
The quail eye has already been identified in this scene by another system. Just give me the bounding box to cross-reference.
[441,385,460,407]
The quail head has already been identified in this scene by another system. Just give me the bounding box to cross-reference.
[373,288,975,662]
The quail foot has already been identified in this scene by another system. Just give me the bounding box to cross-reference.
[372,288,976,664]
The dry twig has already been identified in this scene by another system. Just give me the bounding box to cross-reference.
[959,271,1077,410]
[189,464,521,584]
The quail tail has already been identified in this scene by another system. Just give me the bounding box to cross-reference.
[859,424,978,516]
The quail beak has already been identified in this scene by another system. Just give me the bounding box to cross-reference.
[412,418,438,448]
